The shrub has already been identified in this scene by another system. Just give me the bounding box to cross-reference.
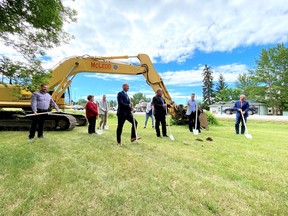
[205,111,219,125]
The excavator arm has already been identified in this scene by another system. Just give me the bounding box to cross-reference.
[49,54,177,117]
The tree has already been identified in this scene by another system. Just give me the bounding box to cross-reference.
[0,0,77,91]
[202,65,215,109]
[130,93,150,106]
[0,56,51,92]
[0,0,77,60]
[215,88,242,102]
[235,72,257,99]
[109,100,117,108]
[216,73,228,93]
[250,43,288,114]
[76,98,86,105]
[215,73,228,101]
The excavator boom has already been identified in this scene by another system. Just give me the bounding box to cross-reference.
[0,53,179,131]
[49,54,173,108]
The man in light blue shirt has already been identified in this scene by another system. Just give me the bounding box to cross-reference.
[29,84,60,140]
[144,102,154,128]
[186,93,201,133]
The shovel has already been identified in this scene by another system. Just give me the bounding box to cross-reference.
[166,107,174,140]
[26,112,52,117]
[241,112,252,139]
[193,103,199,135]
[131,111,140,143]
[96,106,103,135]
[104,112,109,130]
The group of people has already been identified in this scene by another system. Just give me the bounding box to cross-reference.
[85,94,109,134]
[28,84,109,140]
[115,83,200,145]
[28,83,250,143]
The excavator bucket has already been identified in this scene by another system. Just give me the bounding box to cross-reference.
[199,112,208,130]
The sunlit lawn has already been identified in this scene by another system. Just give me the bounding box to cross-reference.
[0,115,287,215]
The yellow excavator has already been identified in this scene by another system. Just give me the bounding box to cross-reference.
[0,54,185,131]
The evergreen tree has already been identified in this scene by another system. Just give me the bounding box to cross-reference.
[216,73,228,93]
[215,73,228,101]
[202,65,215,109]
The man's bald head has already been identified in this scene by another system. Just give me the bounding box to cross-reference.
[122,83,130,92]
[240,94,246,101]
[156,88,163,96]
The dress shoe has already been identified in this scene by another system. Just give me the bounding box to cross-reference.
[163,135,169,137]
[131,137,141,142]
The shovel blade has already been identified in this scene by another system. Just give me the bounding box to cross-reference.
[104,125,109,130]
[193,129,199,135]
[96,130,103,135]
[169,135,175,140]
[245,133,252,139]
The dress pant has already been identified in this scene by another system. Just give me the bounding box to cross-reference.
[155,115,167,137]
[235,115,246,134]
[188,111,200,132]
[99,113,107,129]
[116,113,138,143]
[29,109,47,139]
[88,116,96,134]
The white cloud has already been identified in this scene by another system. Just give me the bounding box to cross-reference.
[160,63,248,86]
[2,0,287,65]
[61,0,287,63]
[213,64,249,83]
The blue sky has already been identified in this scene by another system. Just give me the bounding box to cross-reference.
[1,0,288,105]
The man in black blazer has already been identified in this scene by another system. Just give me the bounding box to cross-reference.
[152,88,170,137]
[116,83,139,145]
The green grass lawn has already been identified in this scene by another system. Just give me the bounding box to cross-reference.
[0,115,288,215]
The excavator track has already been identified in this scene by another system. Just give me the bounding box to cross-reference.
[61,112,87,126]
[0,111,77,131]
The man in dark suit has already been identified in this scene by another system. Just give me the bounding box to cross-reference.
[116,83,139,146]
[152,88,170,137]
[233,94,250,134]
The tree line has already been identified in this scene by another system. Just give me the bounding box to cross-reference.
[74,93,150,108]
[202,43,288,115]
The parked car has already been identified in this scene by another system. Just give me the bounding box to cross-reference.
[223,106,258,115]
[72,105,84,110]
